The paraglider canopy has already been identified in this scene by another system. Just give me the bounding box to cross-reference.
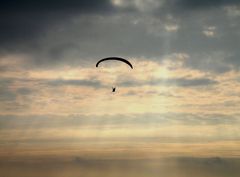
[96,57,133,69]
[96,57,133,92]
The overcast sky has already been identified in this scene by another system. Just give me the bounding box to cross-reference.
[0,0,240,161]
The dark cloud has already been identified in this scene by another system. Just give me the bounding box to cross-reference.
[0,113,239,130]
[0,0,240,74]
[163,77,218,87]
[0,79,16,101]
[119,77,218,87]
[0,77,103,107]
[0,87,16,101]
[0,157,240,177]
[0,78,13,87]
[16,88,33,95]
[225,51,240,71]
[0,0,112,12]
[174,0,240,9]
[1,77,103,88]
[0,0,113,53]
[47,78,103,88]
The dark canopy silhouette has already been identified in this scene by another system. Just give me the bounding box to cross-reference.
[96,57,133,69]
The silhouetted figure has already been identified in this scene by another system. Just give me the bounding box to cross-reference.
[112,87,116,92]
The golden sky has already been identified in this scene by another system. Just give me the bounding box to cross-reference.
[1,54,240,159]
[0,0,240,162]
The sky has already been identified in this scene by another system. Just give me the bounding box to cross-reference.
[0,1,240,176]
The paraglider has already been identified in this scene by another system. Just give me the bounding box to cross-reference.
[96,57,133,69]
[96,57,133,92]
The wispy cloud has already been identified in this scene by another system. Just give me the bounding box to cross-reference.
[119,77,218,87]
[47,79,103,88]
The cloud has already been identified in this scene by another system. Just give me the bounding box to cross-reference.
[119,77,218,87]
[0,156,240,177]
[225,5,240,17]
[225,52,240,70]
[0,79,16,101]
[0,87,16,101]
[0,0,114,53]
[1,77,103,88]
[161,77,218,87]
[174,0,240,9]
[0,113,238,130]
[47,78,103,88]
[111,0,164,12]
[0,0,239,74]
[0,0,112,12]
[0,113,240,154]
